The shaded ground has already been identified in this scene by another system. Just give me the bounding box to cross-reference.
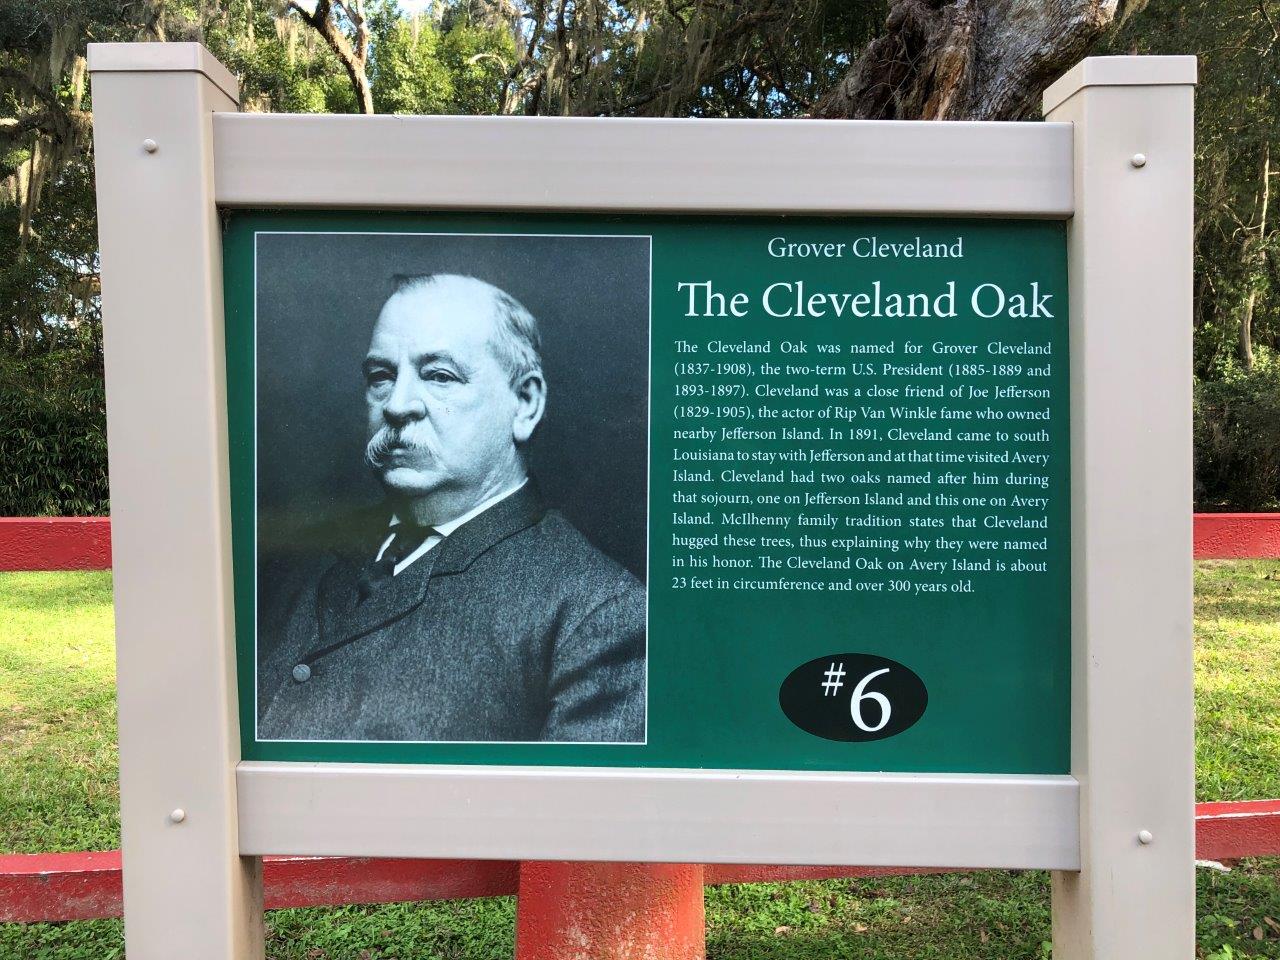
[2,561,1279,958]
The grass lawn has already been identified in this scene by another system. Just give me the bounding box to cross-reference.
[1,561,1279,958]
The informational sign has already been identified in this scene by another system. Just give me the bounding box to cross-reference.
[224,213,1069,774]
[92,44,1196,959]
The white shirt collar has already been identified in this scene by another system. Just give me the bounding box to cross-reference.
[379,479,529,576]
[389,477,529,537]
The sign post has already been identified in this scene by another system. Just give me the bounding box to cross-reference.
[89,45,263,958]
[515,861,705,960]
[1044,60,1197,958]
[89,42,1195,959]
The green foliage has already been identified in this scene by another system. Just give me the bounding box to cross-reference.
[0,0,526,518]
[434,20,517,115]
[3,1,1280,515]
[0,572,118,853]
[370,7,514,115]
[372,9,453,114]
[0,348,108,516]
[1195,560,1280,800]
[1195,351,1280,510]
[204,0,359,113]
[665,1,889,120]
[1107,1,1280,370]
[0,153,105,516]
[0,154,100,353]
[503,0,887,119]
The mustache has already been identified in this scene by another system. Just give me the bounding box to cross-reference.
[364,424,431,470]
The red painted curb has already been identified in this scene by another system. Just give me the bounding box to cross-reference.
[0,851,121,924]
[3,514,1277,573]
[0,853,519,924]
[1195,799,1280,861]
[1194,513,1280,559]
[263,856,519,910]
[3,802,1278,923]
[0,518,112,571]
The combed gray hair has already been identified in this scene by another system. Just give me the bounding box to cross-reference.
[389,273,542,387]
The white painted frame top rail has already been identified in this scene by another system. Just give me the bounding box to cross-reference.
[212,113,1075,217]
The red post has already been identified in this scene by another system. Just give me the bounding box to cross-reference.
[515,862,705,960]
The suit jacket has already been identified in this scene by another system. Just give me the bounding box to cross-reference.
[257,484,646,743]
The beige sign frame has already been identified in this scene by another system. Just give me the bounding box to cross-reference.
[89,42,1195,959]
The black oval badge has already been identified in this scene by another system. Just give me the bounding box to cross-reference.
[779,654,927,742]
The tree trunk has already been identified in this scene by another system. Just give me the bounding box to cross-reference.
[340,57,375,116]
[1241,289,1258,371]
[288,0,374,115]
[813,0,1146,121]
[1240,142,1270,371]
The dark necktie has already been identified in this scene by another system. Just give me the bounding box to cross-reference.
[379,524,438,572]
[358,524,438,600]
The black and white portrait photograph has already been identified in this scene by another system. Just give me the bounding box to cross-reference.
[252,230,650,744]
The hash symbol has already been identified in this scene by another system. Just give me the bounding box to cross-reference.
[821,662,846,697]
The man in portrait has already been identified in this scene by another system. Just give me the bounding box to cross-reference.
[257,274,646,743]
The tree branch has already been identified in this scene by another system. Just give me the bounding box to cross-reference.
[287,0,374,113]
[812,0,1147,122]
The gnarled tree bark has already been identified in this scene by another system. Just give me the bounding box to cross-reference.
[813,0,1147,121]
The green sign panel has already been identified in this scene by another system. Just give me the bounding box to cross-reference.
[224,212,1069,774]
